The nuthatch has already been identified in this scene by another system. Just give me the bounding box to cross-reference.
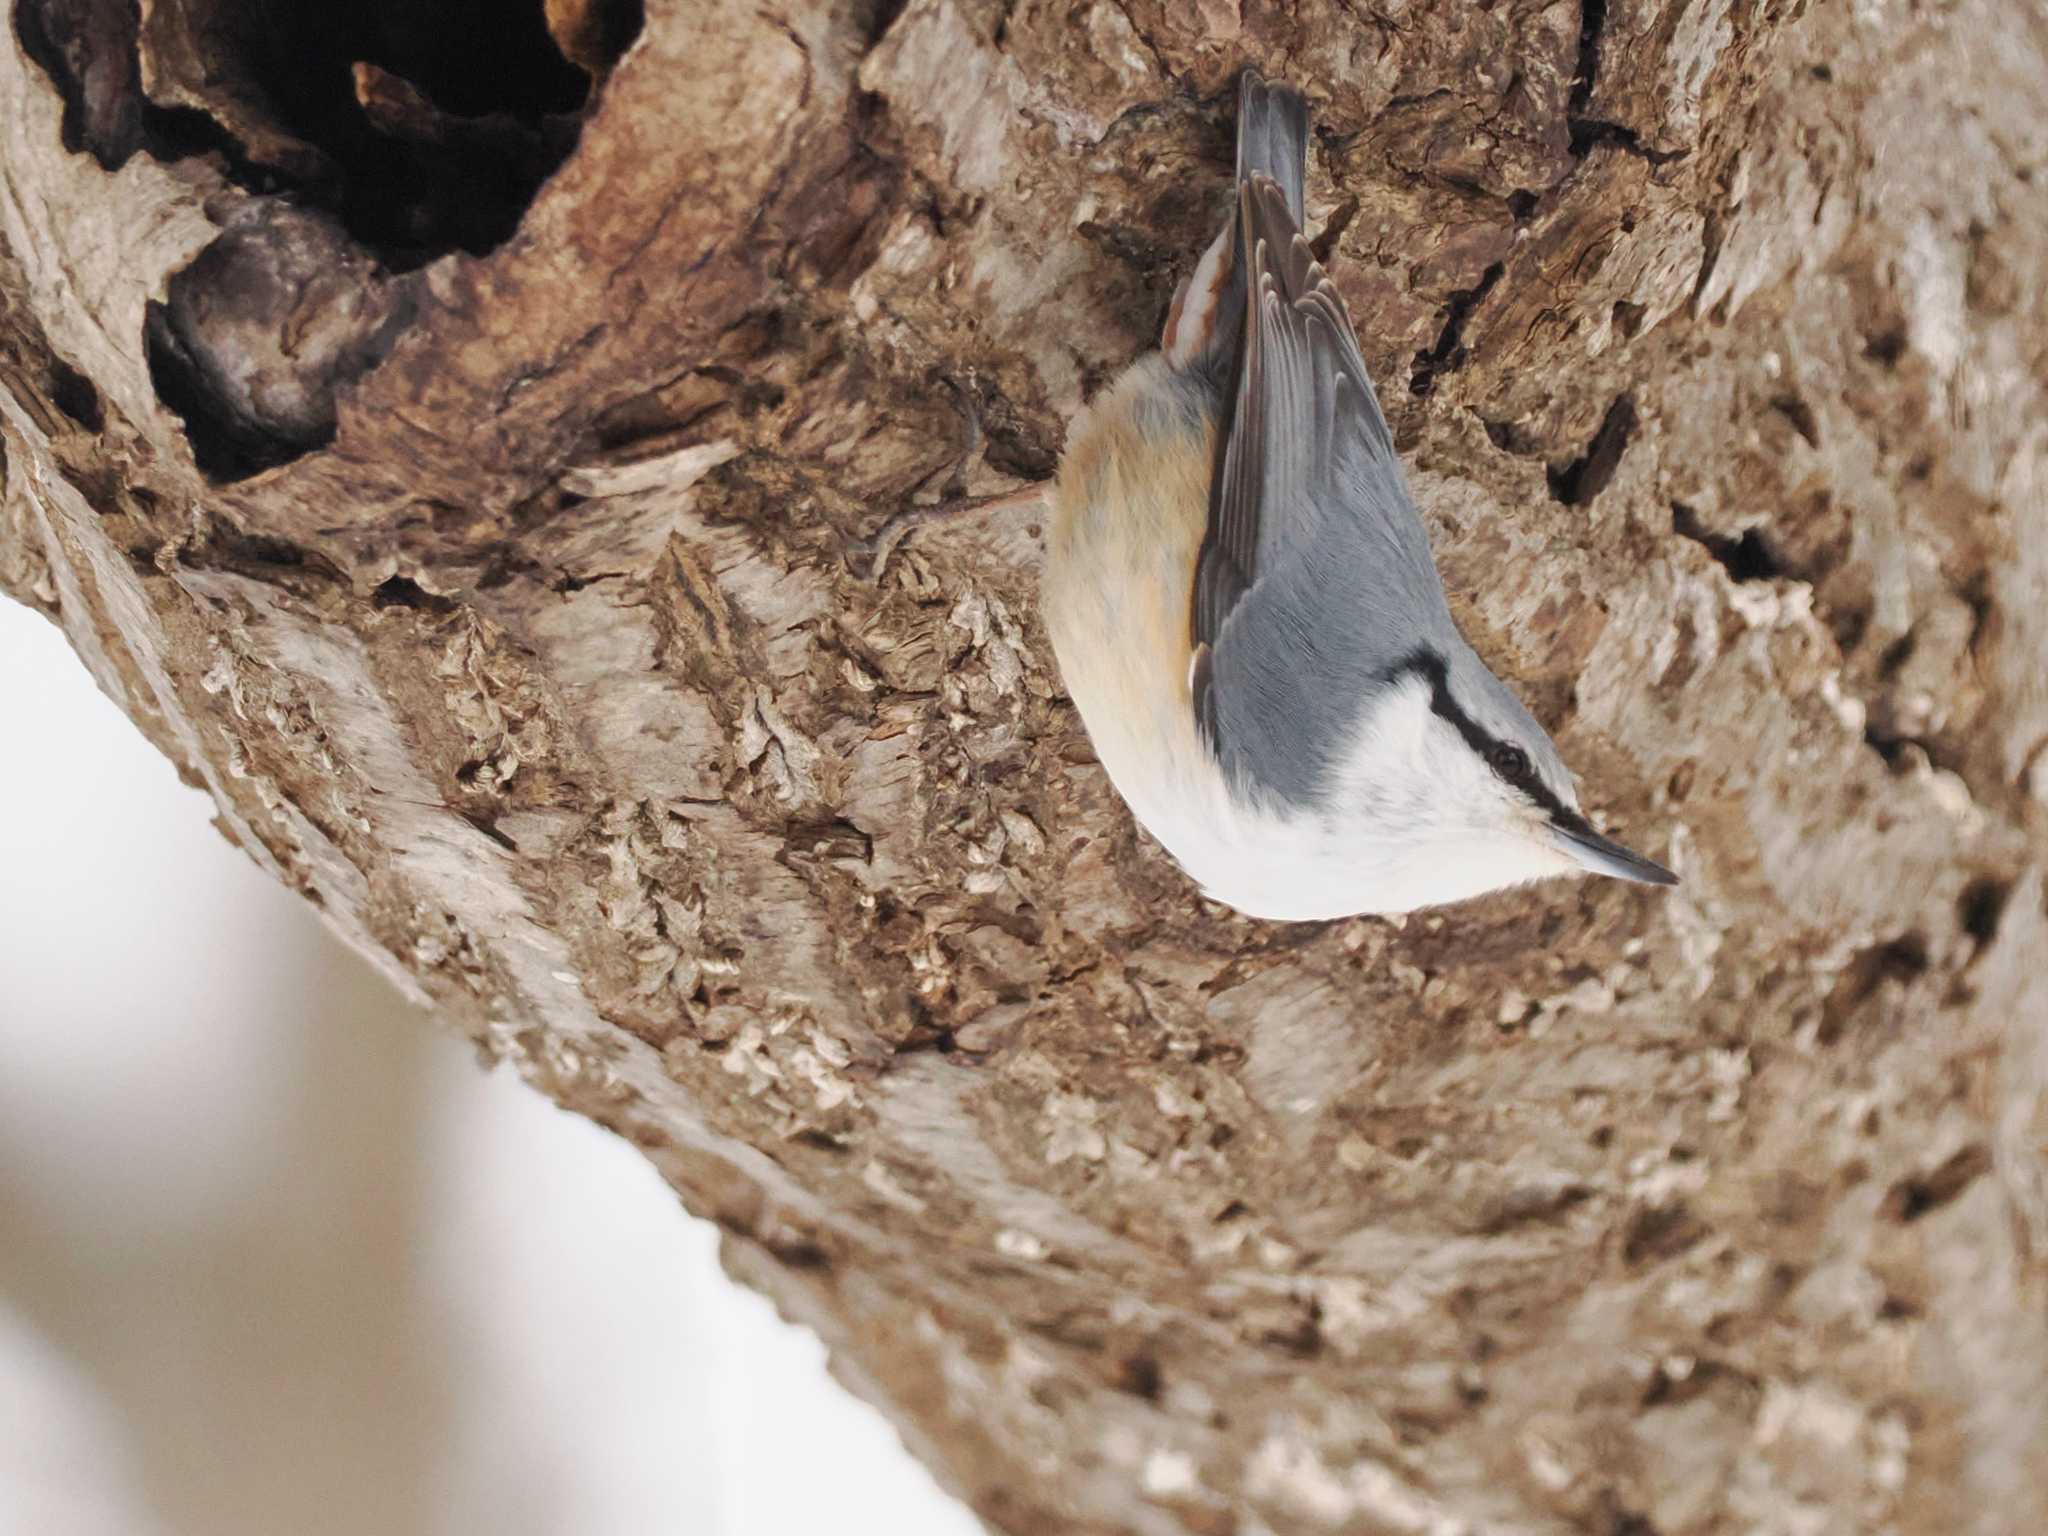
[1042,73,1676,920]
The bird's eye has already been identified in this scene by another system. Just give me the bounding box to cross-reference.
[1488,743,1532,784]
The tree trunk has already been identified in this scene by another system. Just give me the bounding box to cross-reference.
[4,1,2045,1530]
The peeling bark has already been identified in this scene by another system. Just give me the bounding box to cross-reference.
[4,2,2047,1532]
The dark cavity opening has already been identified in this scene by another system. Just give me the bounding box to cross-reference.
[1956,876,2010,949]
[372,573,459,612]
[1409,262,1503,397]
[47,357,105,433]
[1818,932,1928,1044]
[28,0,645,482]
[1882,1144,1989,1223]
[1671,503,1782,583]
[1863,328,1908,368]
[1547,394,1637,506]
[16,0,645,269]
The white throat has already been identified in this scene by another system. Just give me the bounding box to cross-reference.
[1147,677,1575,920]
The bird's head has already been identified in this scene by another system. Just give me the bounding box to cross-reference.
[1326,645,1676,913]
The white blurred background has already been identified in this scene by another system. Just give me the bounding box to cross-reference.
[0,600,979,1536]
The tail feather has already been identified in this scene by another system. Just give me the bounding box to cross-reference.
[1213,73,1310,377]
[1234,73,1309,233]
[1168,72,1311,378]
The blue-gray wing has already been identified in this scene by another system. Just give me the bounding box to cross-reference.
[1191,176,1451,809]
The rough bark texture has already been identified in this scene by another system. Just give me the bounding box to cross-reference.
[4,2,2046,1531]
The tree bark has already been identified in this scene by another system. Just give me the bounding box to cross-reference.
[4,1,2046,1531]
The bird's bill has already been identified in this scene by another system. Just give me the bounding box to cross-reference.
[1548,819,1678,887]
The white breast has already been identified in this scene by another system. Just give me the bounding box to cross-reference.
[1042,358,1354,920]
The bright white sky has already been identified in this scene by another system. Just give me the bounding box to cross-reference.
[0,597,980,1536]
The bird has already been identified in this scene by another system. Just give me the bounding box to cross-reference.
[1040,71,1677,921]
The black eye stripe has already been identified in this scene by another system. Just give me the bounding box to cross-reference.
[1380,647,1593,837]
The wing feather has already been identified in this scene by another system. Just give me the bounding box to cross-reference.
[1189,162,1445,806]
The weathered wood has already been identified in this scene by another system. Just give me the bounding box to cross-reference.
[4,2,2045,1531]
